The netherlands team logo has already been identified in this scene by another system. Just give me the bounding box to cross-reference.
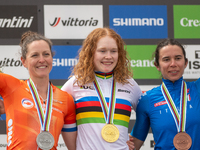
[21,99,34,109]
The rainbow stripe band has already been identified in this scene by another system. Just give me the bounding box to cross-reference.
[27,78,53,132]
[161,81,187,132]
[107,80,116,124]
[75,97,132,128]
[93,75,116,124]
[95,71,113,79]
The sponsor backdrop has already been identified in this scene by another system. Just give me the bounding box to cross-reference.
[0,0,199,149]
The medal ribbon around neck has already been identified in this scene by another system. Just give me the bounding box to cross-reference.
[93,76,117,124]
[27,78,53,131]
[161,81,187,132]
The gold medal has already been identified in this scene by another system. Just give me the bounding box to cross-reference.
[173,132,192,150]
[101,124,119,143]
[94,77,119,142]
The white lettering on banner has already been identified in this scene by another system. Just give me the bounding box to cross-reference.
[53,58,78,66]
[180,18,200,27]
[113,18,164,26]
[0,16,33,28]
[0,58,23,67]
[131,60,154,67]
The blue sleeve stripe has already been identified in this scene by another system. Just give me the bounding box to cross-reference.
[76,96,131,106]
[62,127,77,132]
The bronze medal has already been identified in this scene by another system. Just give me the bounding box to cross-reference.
[101,124,119,143]
[173,132,192,150]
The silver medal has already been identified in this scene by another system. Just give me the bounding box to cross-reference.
[36,131,54,150]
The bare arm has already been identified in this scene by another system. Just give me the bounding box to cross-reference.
[133,137,144,150]
[128,135,144,150]
[61,131,77,150]
[0,99,5,115]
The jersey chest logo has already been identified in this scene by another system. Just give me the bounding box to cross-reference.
[21,98,34,109]
[80,85,95,90]
[154,100,167,107]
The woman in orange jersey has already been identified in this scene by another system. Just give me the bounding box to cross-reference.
[0,31,77,150]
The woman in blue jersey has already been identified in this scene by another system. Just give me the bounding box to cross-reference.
[61,27,142,150]
[130,39,200,150]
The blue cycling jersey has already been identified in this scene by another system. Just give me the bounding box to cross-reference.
[131,77,200,150]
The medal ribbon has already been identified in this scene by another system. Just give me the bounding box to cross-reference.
[27,78,53,131]
[161,81,187,132]
[93,76,117,124]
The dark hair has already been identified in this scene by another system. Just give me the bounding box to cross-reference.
[20,31,53,59]
[153,38,187,67]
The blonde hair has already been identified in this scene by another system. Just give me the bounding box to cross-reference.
[72,27,133,86]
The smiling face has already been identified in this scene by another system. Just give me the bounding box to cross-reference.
[21,40,53,80]
[93,36,118,73]
[155,45,188,82]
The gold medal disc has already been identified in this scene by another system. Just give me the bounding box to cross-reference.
[101,124,119,143]
[173,132,192,150]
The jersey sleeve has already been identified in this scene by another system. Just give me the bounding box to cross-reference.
[129,78,142,111]
[61,77,77,132]
[61,76,75,96]
[130,92,150,141]
[194,78,200,98]
[0,73,9,96]
[62,93,77,132]
[0,73,20,98]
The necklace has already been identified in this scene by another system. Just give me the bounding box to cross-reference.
[39,95,47,104]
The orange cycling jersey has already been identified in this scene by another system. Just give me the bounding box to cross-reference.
[0,73,76,150]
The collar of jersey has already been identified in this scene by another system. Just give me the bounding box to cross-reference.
[162,76,183,90]
[95,71,113,79]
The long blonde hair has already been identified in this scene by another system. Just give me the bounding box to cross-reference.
[72,27,133,86]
